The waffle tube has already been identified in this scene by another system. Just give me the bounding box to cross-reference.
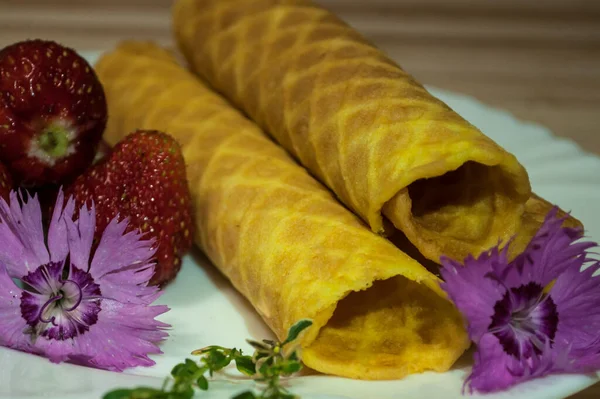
[173,0,533,262]
[95,42,469,380]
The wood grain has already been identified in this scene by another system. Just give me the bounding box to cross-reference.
[0,1,598,397]
[0,0,598,157]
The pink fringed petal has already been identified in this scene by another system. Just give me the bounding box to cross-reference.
[72,300,169,371]
[90,217,156,280]
[467,334,555,393]
[65,203,96,271]
[440,250,505,342]
[0,192,49,276]
[552,260,600,354]
[508,208,593,289]
[0,264,33,353]
[47,190,72,263]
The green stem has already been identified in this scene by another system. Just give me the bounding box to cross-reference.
[38,125,70,157]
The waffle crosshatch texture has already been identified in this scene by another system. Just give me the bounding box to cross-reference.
[173,0,533,263]
[95,42,470,380]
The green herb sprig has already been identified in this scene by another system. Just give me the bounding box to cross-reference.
[103,319,313,399]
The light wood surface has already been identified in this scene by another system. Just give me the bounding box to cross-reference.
[0,1,598,398]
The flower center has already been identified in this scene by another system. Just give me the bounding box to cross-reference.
[489,282,558,359]
[38,280,83,323]
[19,262,101,341]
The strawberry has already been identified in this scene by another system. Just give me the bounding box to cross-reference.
[0,161,13,201]
[66,130,193,286]
[0,40,107,187]
[31,140,112,226]
[93,139,112,165]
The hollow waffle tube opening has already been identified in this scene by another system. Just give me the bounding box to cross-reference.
[407,162,518,242]
[302,276,469,380]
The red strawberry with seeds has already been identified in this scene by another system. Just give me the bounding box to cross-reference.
[93,139,112,165]
[0,40,107,187]
[66,130,193,286]
[0,161,13,201]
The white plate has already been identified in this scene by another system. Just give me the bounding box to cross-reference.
[0,51,598,399]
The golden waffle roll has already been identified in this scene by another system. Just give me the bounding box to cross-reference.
[95,42,469,380]
[173,0,533,262]
[509,194,582,257]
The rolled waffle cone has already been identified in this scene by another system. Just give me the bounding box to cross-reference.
[94,42,469,380]
[173,0,533,262]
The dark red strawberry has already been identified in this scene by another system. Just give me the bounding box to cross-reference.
[66,130,193,286]
[0,161,13,201]
[33,140,112,226]
[93,139,111,165]
[0,40,106,187]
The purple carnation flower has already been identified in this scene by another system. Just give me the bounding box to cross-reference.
[0,190,169,371]
[441,208,600,393]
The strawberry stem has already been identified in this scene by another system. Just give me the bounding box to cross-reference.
[38,125,70,158]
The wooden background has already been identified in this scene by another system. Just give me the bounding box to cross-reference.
[0,0,598,398]
[0,0,598,157]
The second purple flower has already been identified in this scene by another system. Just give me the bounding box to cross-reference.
[441,208,600,393]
